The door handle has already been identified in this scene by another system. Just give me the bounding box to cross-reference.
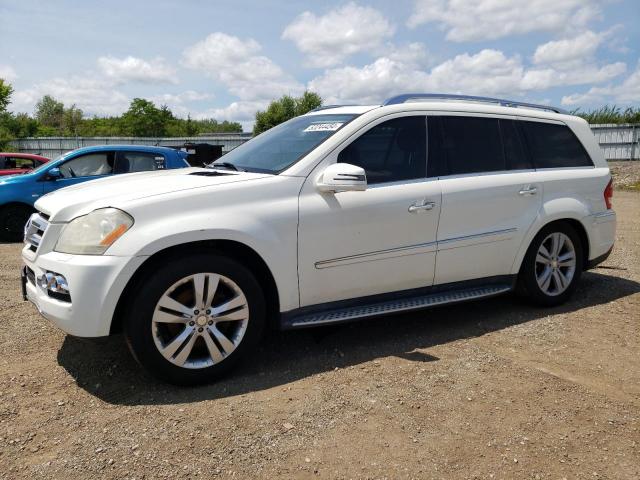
[518,186,538,196]
[408,201,436,213]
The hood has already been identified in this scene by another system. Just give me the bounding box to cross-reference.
[36,167,271,222]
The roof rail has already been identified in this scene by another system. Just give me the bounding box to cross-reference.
[309,104,359,112]
[383,93,569,115]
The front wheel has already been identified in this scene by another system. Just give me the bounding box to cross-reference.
[517,223,584,307]
[124,253,266,385]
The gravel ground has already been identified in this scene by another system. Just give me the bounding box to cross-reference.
[0,191,638,480]
[609,161,640,190]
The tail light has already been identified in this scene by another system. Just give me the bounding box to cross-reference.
[604,178,613,210]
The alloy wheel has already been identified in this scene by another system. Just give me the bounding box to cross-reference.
[151,273,249,369]
[535,232,577,296]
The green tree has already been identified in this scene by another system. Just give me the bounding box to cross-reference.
[253,91,322,135]
[35,95,64,130]
[2,112,39,137]
[0,79,13,113]
[185,115,198,136]
[0,79,15,149]
[121,98,169,137]
[61,104,83,136]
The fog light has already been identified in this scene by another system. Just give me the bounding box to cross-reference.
[38,271,70,295]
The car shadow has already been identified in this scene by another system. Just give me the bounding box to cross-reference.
[57,270,640,406]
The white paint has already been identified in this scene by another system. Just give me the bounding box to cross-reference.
[23,99,616,337]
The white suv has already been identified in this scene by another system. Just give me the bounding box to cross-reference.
[21,94,616,384]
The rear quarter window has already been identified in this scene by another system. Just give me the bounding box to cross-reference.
[519,121,593,168]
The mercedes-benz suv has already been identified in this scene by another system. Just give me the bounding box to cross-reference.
[20,94,616,385]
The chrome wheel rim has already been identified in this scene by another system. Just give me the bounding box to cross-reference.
[151,273,249,369]
[535,232,576,296]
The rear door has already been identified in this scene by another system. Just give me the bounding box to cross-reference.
[430,114,542,285]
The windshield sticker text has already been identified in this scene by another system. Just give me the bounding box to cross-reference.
[303,122,344,132]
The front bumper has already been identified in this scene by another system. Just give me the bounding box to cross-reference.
[22,248,146,337]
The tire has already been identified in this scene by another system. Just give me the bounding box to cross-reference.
[517,222,584,307]
[124,253,266,385]
[0,204,33,242]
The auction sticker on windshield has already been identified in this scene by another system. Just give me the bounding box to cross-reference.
[303,122,344,132]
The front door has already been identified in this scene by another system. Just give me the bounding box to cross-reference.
[43,151,116,193]
[298,114,442,307]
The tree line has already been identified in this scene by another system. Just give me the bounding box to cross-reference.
[0,79,244,149]
[1,75,637,151]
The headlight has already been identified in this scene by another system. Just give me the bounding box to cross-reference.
[55,208,134,255]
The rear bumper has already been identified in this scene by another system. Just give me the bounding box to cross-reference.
[586,210,616,263]
[586,246,613,270]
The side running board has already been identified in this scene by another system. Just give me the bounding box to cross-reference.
[283,284,512,329]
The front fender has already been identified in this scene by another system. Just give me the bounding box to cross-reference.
[109,210,300,312]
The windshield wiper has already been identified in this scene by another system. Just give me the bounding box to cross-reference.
[209,161,242,171]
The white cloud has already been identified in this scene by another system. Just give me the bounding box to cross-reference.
[380,42,430,68]
[309,48,627,106]
[407,0,601,42]
[427,49,525,94]
[562,62,640,105]
[0,65,18,82]
[149,90,215,117]
[194,100,268,131]
[97,55,178,84]
[522,62,627,90]
[282,3,395,67]
[533,30,605,65]
[183,32,303,101]
[10,76,129,116]
[309,49,525,104]
[309,57,415,105]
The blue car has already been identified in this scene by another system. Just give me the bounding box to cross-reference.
[0,145,190,241]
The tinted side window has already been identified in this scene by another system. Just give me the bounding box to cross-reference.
[520,121,592,168]
[440,116,505,175]
[500,120,531,170]
[338,116,426,184]
[115,152,165,173]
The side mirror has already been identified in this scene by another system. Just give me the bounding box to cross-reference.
[317,163,367,193]
[47,167,62,180]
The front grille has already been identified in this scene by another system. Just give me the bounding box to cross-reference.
[24,212,49,253]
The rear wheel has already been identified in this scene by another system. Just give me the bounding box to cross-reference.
[0,204,33,242]
[518,223,584,306]
[124,253,266,385]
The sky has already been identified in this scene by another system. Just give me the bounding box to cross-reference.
[1,0,639,130]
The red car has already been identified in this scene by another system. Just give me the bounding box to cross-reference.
[0,153,50,176]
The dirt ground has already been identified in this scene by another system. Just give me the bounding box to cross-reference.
[609,161,640,190]
[0,192,638,480]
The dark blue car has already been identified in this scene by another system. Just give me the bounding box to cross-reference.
[0,145,190,241]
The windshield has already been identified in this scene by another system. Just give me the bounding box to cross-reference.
[211,114,356,174]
